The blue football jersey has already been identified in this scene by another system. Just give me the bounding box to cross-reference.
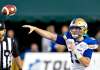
[55,32,98,70]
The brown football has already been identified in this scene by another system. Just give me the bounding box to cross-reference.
[1,4,17,16]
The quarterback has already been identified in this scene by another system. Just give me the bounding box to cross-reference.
[22,18,98,70]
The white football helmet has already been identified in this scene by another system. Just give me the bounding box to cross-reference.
[69,18,88,38]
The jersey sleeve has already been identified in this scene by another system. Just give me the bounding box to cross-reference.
[55,32,73,46]
[85,38,98,45]
[83,49,93,59]
[90,39,98,49]
[85,38,99,49]
[55,35,66,45]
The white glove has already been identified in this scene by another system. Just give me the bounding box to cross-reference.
[66,39,75,51]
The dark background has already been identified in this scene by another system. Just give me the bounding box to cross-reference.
[4,19,100,52]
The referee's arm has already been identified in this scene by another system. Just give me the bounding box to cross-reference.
[12,42,23,69]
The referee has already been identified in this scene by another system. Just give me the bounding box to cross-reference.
[0,22,22,70]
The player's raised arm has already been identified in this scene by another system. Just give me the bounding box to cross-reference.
[22,25,57,41]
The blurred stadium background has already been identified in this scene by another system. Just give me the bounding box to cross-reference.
[0,0,100,70]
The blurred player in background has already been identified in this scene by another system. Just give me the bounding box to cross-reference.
[30,43,39,52]
[0,22,22,70]
[23,18,98,70]
[60,24,69,52]
[95,30,100,51]
[7,29,18,50]
[41,25,57,52]
[19,42,39,68]
[61,24,68,34]
[42,25,66,52]
[7,29,20,70]
[7,29,15,39]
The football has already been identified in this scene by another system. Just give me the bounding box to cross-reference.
[1,4,17,16]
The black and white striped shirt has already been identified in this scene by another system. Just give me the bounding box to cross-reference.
[0,37,18,69]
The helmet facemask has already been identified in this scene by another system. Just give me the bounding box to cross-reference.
[69,26,82,38]
[69,18,88,38]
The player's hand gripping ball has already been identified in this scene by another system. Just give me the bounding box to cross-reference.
[1,4,17,16]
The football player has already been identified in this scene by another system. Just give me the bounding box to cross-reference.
[22,18,98,70]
